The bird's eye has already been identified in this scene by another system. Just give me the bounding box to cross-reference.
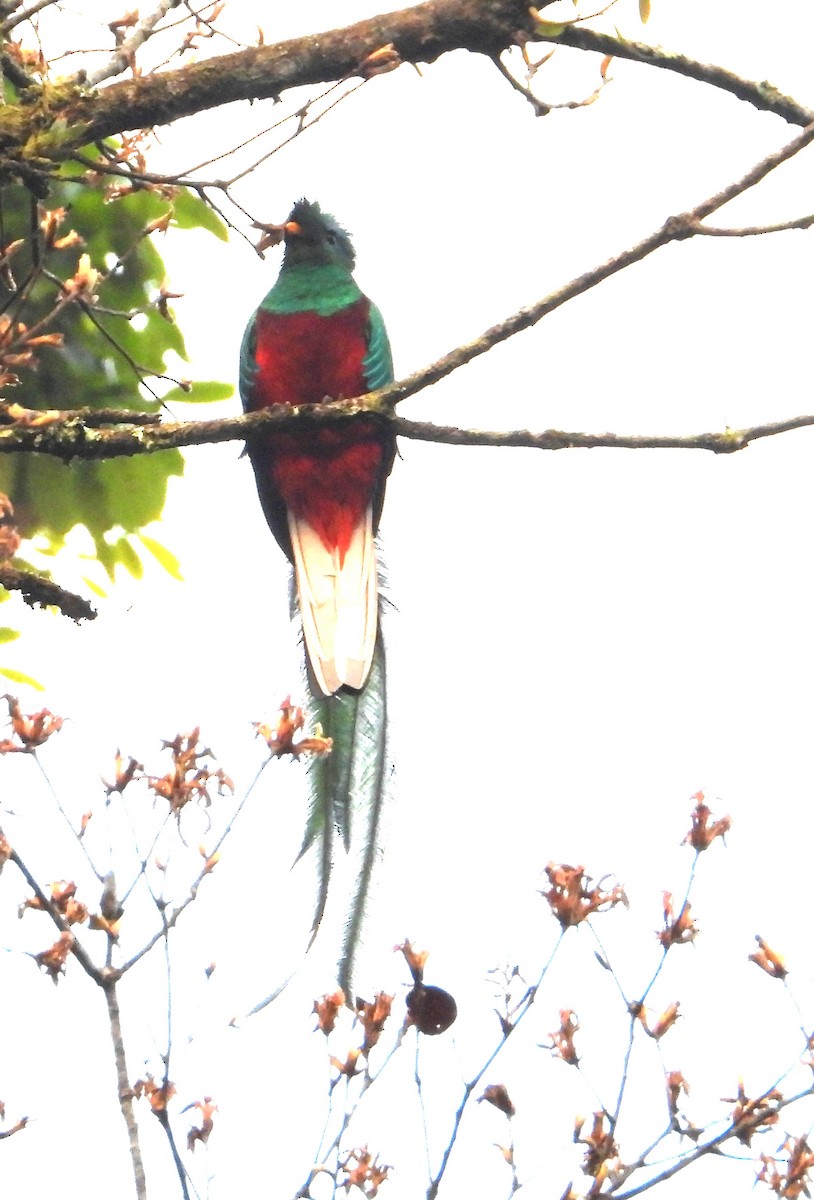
[325,231,337,244]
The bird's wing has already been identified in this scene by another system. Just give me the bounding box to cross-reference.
[363,302,394,390]
[238,313,258,408]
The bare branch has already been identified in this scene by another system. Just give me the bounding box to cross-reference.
[0,0,59,34]
[0,1117,28,1140]
[9,848,103,983]
[118,759,253,976]
[689,214,814,236]
[154,1107,192,1200]
[390,412,814,454]
[492,54,550,116]
[103,978,148,1200]
[545,23,814,127]
[427,937,564,1198]
[371,113,814,411]
[154,937,193,1200]
[610,1083,814,1200]
[84,0,184,87]
[3,366,814,466]
[1,370,812,464]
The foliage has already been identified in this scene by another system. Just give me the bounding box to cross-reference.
[0,164,230,579]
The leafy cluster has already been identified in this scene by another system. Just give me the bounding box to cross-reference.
[0,161,230,580]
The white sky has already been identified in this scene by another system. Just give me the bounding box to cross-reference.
[2,1,814,1197]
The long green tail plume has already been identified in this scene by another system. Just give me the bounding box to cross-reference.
[299,631,389,999]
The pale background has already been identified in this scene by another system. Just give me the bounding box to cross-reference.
[1,2,813,1197]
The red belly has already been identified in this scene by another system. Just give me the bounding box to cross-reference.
[248,303,386,559]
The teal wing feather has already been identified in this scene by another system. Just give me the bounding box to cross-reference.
[363,302,396,534]
[238,314,258,407]
[363,302,394,390]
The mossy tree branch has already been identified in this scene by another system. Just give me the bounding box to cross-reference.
[0,0,810,181]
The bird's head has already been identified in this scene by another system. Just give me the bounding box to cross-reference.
[281,199,356,271]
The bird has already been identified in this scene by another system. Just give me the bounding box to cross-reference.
[239,199,394,994]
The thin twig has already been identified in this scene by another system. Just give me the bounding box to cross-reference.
[155,1111,192,1200]
[224,79,367,187]
[9,848,102,982]
[389,413,814,453]
[33,755,103,878]
[426,934,564,1199]
[609,853,699,1130]
[548,24,814,128]
[155,932,193,1200]
[492,54,550,115]
[379,118,814,410]
[0,0,59,34]
[83,0,183,87]
[609,1082,814,1199]
[0,1118,28,1139]
[118,756,262,977]
[690,214,814,236]
[299,1024,407,1197]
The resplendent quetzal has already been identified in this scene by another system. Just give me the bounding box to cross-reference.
[239,199,394,993]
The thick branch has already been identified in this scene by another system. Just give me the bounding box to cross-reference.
[0,0,807,185]
[71,0,540,143]
[104,978,148,1200]
[0,564,97,620]
[4,386,814,461]
[34,1,807,155]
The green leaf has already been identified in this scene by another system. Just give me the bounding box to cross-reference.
[0,627,21,644]
[2,451,184,555]
[120,538,144,579]
[172,188,229,241]
[162,380,234,405]
[531,16,567,36]
[0,667,44,691]
[95,538,117,580]
[95,535,143,581]
[138,534,183,581]
[81,575,108,598]
[109,536,144,580]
